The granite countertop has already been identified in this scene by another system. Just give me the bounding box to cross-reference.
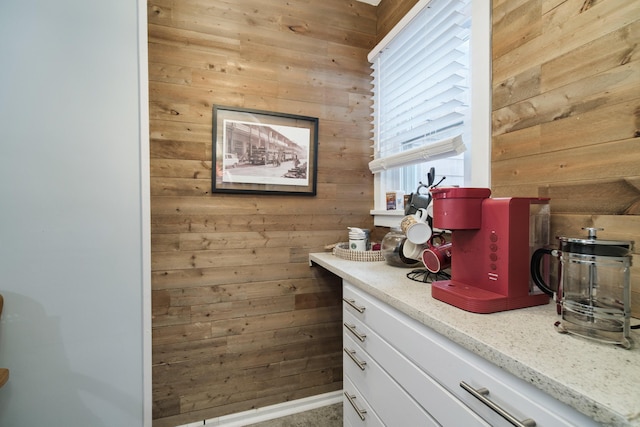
[309,252,640,427]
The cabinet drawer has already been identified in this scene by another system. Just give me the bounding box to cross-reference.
[343,375,385,427]
[344,312,490,426]
[344,282,600,427]
[343,332,439,427]
[342,288,371,321]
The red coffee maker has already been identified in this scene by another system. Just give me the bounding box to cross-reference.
[430,187,550,313]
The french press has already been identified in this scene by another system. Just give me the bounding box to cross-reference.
[531,228,634,349]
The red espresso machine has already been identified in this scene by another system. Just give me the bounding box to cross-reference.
[430,187,550,313]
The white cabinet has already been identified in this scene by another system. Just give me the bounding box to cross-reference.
[342,281,600,427]
[343,375,385,427]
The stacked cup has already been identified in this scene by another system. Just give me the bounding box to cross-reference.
[421,237,452,273]
[400,208,432,261]
[400,208,431,244]
[348,227,367,251]
[400,208,452,273]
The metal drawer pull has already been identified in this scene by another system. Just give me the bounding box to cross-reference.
[344,391,367,420]
[343,297,366,313]
[344,347,367,370]
[343,322,366,342]
[460,381,536,427]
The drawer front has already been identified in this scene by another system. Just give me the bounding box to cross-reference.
[343,332,439,427]
[344,312,490,427]
[342,289,370,322]
[344,282,600,427]
[343,375,385,427]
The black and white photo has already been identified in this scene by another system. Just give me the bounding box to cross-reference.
[212,106,318,195]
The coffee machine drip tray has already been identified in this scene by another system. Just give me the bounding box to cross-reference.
[431,279,549,314]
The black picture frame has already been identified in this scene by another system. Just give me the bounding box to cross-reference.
[212,105,319,196]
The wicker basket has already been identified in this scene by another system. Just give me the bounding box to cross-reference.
[332,242,385,262]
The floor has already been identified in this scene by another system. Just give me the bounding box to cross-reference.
[245,403,342,427]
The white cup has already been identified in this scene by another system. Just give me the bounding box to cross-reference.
[400,208,432,244]
[348,227,367,251]
[402,240,426,260]
[349,237,366,251]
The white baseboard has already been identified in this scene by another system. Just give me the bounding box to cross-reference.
[176,390,343,427]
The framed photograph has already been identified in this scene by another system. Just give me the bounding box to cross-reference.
[212,105,319,196]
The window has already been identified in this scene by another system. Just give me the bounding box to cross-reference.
[369,0,490,226]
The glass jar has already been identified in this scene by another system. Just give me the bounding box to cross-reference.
[381,228,420,268]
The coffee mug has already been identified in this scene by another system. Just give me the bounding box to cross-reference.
[402,240,426,260]
[404,192,430,215]
[400,208,432,244]
[421,242,452,273]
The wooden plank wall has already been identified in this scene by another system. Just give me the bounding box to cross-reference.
[491,0,640,315]
[148,0,377,425]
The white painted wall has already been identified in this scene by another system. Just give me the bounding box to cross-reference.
[0,0,150,425]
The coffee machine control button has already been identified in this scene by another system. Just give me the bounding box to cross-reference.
[489,243,498,252]
[489,253,498,262]
[490,233,498,242]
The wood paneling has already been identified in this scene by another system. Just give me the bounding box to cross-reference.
[491,0,640,317]
[148,0,376,425]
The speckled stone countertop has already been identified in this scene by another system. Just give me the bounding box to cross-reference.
[309,252,640,427]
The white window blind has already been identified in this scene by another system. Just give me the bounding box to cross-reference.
[368,0,474,217]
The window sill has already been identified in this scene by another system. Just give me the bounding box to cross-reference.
[370,209,404,228]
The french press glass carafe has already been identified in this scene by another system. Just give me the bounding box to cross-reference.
[532,228,634,349]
